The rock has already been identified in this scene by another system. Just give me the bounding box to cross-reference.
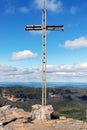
[32,104,41,110]
[0,105,11,111]
[59,116,66,120]
[0,110,4,117]
[81,122,87,129]
[0,105,86,130]
[23,117,32,123]
[0,122,3,126]
[12,108,31,119]
[0,127,5,130]
[31,104,54,120]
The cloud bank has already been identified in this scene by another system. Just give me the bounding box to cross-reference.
[1,62,87,82]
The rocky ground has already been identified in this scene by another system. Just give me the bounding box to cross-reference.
[0,105,87,130]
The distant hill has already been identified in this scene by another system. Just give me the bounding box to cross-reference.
[0,82,87,88]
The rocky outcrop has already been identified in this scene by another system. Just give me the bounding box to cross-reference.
[31,104,54,120]
[0,105,87,130]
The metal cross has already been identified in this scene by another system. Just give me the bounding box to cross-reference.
[25,7,64,106]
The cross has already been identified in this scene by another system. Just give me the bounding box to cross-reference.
[25,8,64,106]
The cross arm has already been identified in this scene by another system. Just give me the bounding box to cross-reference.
[25,25,42,30]
[46,25,64,31]
[25,25,64,31]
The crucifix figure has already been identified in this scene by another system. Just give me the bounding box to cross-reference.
[25,2,64,106]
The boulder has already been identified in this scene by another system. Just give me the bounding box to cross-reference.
[59,116,67,120]
[0,105,11,111]
[31,104,54,120]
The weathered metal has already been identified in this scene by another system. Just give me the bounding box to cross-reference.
[25,1,64,107]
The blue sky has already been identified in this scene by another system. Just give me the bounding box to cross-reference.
[0,0,87,82]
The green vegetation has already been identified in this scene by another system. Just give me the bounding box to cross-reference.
[59,108,86,120]
[0,86,87,121]
[0,87,2,95]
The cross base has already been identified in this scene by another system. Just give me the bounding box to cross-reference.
[31,104,54,120]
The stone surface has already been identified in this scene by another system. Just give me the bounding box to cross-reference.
[31,104,54,120]
[0,105,87,130]
[59,116,67,120]
[0,105,11,111]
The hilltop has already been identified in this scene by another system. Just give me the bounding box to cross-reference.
[0,105,87,130]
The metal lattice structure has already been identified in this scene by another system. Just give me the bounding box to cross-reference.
[25,2,64,106]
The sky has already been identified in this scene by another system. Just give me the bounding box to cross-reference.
[0,0,87,83]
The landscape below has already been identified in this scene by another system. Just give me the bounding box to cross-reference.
[0,83,87,121]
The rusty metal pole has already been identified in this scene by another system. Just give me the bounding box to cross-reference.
[42,8,46,106]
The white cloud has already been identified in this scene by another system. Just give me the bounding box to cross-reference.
[11,50,37,61]
[35,0,63,12]
[0,65,17,72]
[47,63,87,73]
[1,62,87,82]
[70,6,78,14]
[61,37,87,49]
[19,7,29,14]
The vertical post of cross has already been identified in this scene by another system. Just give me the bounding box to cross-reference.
[42,9,46,106]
